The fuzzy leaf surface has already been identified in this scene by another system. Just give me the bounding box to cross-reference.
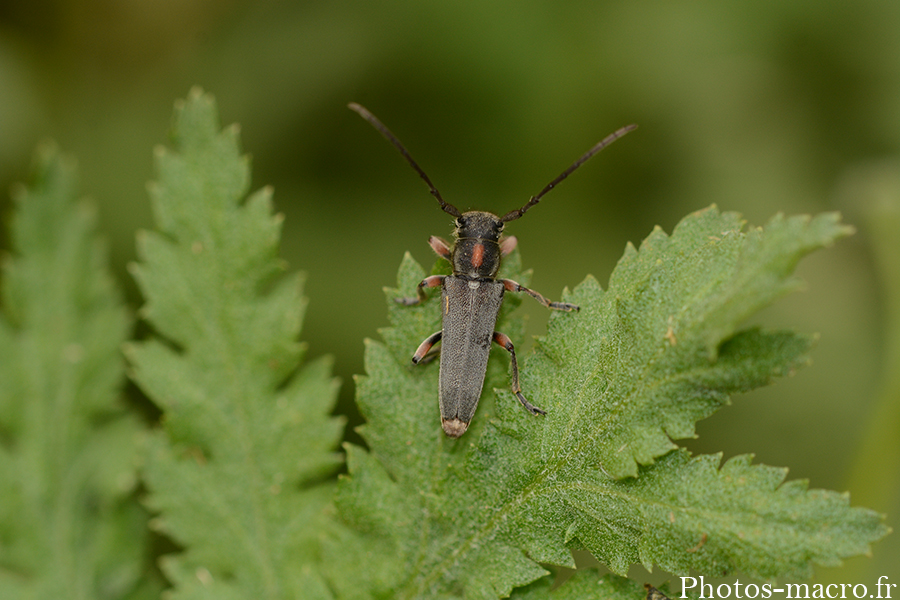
[333,207,887,598]
[511,571,647,600]
[532,209,854,478]
[0,145,151,599]
[127,89,343,600]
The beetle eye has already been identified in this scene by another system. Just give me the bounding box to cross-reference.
[456,217,466,227]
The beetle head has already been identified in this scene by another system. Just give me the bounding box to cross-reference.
[454,211,504,242]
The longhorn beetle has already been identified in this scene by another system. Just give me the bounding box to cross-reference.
[350,103,635,437]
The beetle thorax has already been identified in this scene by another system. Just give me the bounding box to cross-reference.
[451,211,504,279]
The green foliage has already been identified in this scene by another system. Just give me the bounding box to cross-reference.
[0,146,151,598]
[125,89,344,599]
[512,571,647,600]
[331,207,889,598]
[0,90,890,600]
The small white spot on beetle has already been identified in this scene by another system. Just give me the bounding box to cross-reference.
[442,418,469,438]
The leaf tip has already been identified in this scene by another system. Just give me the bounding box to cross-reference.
[187,85,206,100]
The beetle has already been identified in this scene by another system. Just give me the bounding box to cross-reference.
[349,103,635,437]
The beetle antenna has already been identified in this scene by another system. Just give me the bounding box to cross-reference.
[501,123,637,223]
[349,103,462,218]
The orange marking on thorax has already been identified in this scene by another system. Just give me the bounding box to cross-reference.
[471,243,485,268]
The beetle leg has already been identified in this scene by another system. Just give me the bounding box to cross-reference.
[429,236,452,259]
[500,278,579,312]
[417,347,441,364]
[499,235,518,256]
[493,331,546,415]
[396,275,445,306]
[412,331,442,365]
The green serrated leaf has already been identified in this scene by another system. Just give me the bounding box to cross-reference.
[562,449,888,579]
[530,208,852,479]
[511,571,645,600]
[0,144,150,599]
[127,88,343,599]
[332,206,886,598]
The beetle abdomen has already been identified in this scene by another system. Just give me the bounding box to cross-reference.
[438,277,505,437]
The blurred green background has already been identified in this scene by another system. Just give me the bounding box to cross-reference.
[1,0,897,582]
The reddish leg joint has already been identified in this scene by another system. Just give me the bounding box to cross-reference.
[499,235,518,256]
[396,275,445,306]
[412,331,442,364]
[429,236,451,259]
